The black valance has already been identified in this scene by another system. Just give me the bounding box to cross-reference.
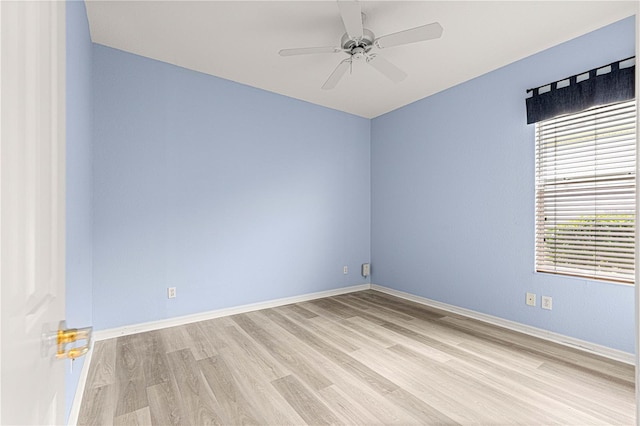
[526,57,635,124]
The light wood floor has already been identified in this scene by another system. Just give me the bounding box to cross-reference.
[77,290,635,425]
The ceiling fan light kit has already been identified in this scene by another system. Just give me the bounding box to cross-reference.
[278,0,443,90]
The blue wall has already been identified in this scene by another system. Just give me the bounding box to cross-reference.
[371,16,636,353]
[65,0,93,421]
[92,45,371,330]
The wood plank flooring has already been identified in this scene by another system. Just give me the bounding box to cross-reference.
[77,290,635,425]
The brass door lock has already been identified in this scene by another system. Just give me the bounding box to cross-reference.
[56,321,92,360]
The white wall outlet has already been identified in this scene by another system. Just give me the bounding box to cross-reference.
[526,292,536,307]
[343,265,348,274]
[168,287,176,299]
[542,296,552,310]
[361,263,370,277]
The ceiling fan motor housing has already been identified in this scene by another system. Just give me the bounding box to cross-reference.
[341,28,375,56]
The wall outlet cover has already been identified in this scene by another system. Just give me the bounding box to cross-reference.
[526,292,536,307]
[542,296,552,310]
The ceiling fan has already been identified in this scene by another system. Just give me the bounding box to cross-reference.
[278,1,443,90]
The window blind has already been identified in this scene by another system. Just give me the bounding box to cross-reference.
[535,100,636,283]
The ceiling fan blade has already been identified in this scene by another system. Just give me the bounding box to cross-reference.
[322,59,351,90]
[337,0,363,40]
[279,46,342,57]
[367,55,407,83]
[375,22,443,49]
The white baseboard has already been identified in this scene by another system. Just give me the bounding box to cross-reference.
[371,284,634,365]
[67,342,94,426]
[94,284,371,341]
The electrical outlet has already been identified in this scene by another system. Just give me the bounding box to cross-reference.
[542,296,552,310]
[526,292,536,307]
[343,265,348,274]
[168,287,176,299]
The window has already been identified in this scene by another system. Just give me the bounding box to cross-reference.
[535,100,636,283]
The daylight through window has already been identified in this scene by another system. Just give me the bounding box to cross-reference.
[535,100,636,283]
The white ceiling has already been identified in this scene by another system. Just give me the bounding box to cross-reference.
[85,1,637,119]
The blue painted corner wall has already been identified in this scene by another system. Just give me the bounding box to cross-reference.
[91,45,371,330]
[371,16,636,353]
[65,0,93,421]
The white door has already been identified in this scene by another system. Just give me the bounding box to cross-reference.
[1,0,67,424]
